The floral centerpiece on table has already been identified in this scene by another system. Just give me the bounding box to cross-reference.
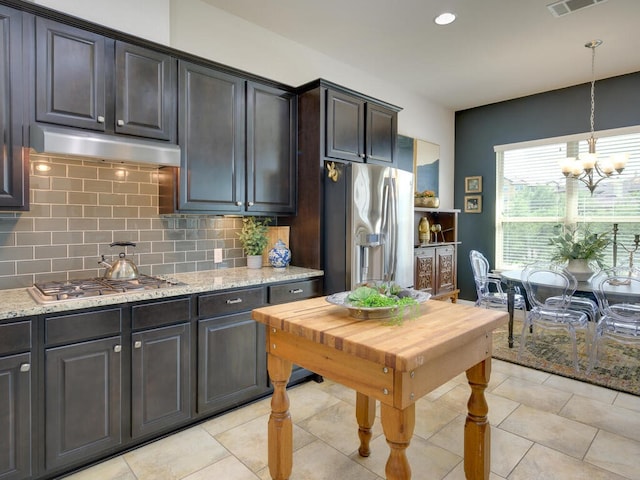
[414,190,439,207]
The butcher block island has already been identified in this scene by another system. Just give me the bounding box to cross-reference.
[252,297,508,480]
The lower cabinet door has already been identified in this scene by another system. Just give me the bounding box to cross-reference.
[435,246,456,294]
[45,337,122,471]
[131,323,191,439]
[414,248,436,294]
[0,353,31,480]
[198,313,268,415]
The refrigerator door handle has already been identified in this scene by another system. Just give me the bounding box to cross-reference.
[382,176,398,283]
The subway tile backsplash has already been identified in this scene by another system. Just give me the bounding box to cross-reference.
[0,153,248,290]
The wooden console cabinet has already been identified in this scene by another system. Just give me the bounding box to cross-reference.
[413,208,460,302]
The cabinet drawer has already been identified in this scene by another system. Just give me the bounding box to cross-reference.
[268,279,323,304]
[198,287,266,318]
[45,308,122,346]
[0,320,31,355]
[132,297,191,330]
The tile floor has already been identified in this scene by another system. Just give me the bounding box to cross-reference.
[62,358,640,480]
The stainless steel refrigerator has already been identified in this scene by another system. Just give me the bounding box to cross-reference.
[323,162,414,294]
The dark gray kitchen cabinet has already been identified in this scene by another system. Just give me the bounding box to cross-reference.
[0,5,28,211]
[35,18,176,141]
[197,287,268,414]
[159,62,296,215]
[35,17,106,131]
[44,308,123,472]
[130,297,191,439]
[114,41,176,140]
[246,82,296,214]
[170,60,246,213]
[326,88,398,166]
[0,320,32,480]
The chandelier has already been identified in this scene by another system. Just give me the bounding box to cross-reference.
[559,40,628,194]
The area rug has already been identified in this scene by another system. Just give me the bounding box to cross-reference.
[492,319,640,396]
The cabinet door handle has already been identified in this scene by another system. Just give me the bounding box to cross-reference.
[226,298,243,304]
[236,201,243,206]
[20,363,31,372]
[289,288,304,294]
[97,115,105,124]
[359,153,365,158]
[247,201,254,207]
[117,119,125,126]
[134,341,142,349]
[113,345,122,353]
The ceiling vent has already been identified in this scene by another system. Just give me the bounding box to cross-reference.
[547,0,608,17]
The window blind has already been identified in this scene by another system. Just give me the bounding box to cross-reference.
[496,130,640,269]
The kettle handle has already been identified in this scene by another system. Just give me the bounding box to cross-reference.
[110,241,136,248]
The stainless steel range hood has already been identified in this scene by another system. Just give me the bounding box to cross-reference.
[30,124,181,167]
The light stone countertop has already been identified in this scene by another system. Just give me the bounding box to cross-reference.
[0,266,324,320]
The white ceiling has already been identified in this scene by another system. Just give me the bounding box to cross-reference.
[200,0,640,111]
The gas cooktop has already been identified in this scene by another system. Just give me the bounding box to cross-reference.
[29,275,183,304]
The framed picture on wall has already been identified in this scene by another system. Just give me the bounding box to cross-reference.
[465,176,482,193]
[464,195,482,213]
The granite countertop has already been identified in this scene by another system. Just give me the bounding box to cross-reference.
[0,266,324,320]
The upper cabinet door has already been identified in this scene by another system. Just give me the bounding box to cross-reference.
[115,41,176,141]
[35,18,107,131]
[366,102,397,165]
[178,60,245,212]
[0,5,27,211]
[325,89,365,163]
[325,88,398,166]
[246,82,296,215]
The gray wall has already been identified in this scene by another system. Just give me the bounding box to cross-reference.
[455,71,640,301]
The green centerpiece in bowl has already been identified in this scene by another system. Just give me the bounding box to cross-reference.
[326,281,430,322]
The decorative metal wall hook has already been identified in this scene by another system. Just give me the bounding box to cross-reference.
[326,161,340,182]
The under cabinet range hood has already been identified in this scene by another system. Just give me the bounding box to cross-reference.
[29,124,181,167]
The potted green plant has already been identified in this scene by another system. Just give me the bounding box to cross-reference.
[548,225,610,280]
[237,217,270,269]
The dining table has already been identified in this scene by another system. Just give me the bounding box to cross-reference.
[252,296,508,480]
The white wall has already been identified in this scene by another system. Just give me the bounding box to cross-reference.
[32,0,455,207]
[32,0,172,45]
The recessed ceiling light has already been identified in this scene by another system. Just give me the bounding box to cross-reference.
[434,12,456,25]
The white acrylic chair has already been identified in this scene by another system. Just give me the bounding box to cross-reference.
[469,250,527,315]
[519,263,591,372]
[588,267,640,373]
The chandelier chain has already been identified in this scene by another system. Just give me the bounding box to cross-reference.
[590,44,596,134]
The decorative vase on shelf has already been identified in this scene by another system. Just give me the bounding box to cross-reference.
[268,239,291,269]
[566,259,593,282]
[418,217,430,244]
[246,255,263,269]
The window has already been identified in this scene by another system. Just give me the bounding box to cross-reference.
[495,128,640,269]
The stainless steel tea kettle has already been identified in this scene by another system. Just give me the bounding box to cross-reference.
[99,241,139,280]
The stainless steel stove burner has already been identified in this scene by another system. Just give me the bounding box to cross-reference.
[30,275,183,303]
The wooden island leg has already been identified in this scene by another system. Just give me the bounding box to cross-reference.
[464,359,491,480]
[380,403,415,480]
[267,353,293,480]
[356,392,376,457]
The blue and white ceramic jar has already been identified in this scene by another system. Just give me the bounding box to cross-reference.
[268,239,291,269]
